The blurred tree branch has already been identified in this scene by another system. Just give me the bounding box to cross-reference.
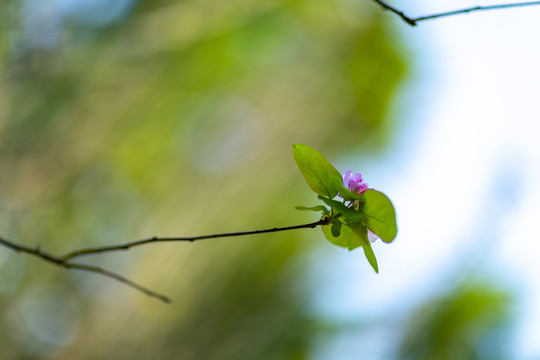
[372,0,540,26]
[0,219,327,303]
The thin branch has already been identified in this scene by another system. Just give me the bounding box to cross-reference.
[371,0,417,26]
[0,235,171,303]
[372,0,540,27]
[64,262,172,303]
[0,219,328,303]
[60,219,328,261]
[414,1,540,23]
[0,236,62,264]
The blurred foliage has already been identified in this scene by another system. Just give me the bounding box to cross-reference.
[398,281,514,360]
[0,0,406,358]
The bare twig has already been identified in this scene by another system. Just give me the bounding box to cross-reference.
[414,1,540,22]
[0,235,171,303]
[60,219,327,261]
[0,219,328,303]
[372,1,540,27]
[64,262,172,303]
[371,0,417,26]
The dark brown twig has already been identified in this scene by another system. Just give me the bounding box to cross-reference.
[64,262,172,303]
[60,219,327,261]
[0,219,328,303]
[0,235,171,303]
[371,0,417,26]
[372,1,540,27]
[414,1,540,22]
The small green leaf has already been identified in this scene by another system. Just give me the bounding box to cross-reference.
[349,222,379,273]
[362,243,379,273]
[318,196,364,221]
[321,220,379,273]
[292,144,343,198]
[294,205,329,214]
[321,223,362,250]
[331,218,342,237]
[361,189,397,243]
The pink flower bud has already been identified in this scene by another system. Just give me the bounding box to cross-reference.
[342,170,379,243]
[343,169,369,195]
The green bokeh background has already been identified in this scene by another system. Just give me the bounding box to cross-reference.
[0,0,513,359]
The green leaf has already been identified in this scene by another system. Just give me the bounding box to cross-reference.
[331,218,342,237]
[361,189,397,243]
[294,205,329,214]
[362,242,379,273]
[321,221,379,273]
[321,223,362,251]
[349,222,379,273]
[318,196,364,221]
[292,144,343,198]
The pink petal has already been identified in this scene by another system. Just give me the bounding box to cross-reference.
[367,230,379,243]
[343,169,352,189]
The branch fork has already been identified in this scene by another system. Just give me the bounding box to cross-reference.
[372,0,540,27]
[0,219,327,303]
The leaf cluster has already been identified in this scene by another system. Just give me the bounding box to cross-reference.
[293,144,397,273]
